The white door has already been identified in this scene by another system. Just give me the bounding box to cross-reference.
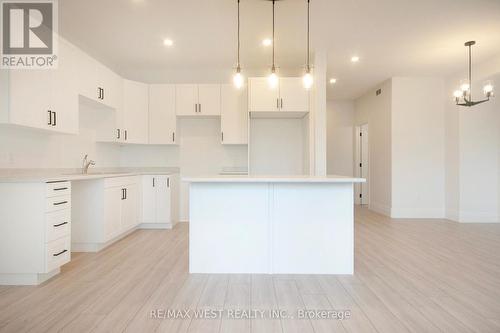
[50,40,79,134]
[155,176,172,224]
[149,84,177,144]
[123,80,149,144]
[175,84,198,116]
[98,65,121,109]
[103,187,123,241]
[141,175,156,224]
[359,124,369,205]
[198,84,221,116]
[221,84,248,144]
[8,69,51,130]
[279,78,309,112]
[248,77,279,112]
[122,184,139,230]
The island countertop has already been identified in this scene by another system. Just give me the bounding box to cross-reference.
[183,174,366,183]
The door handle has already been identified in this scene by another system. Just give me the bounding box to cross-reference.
[48,110,52,125]
[172,132,175,142]
[153,177,155,187]
[221,132,224,142]
[53,249,68,257]
[195,104,198,113]
[121,188,125,200]
[117,129,121,139]
[53,200,68,206]
[102,88,105,100]
[97,87,101,99]
[167,178,170,188]
[277,98,279,109]
[199,103,201,113]
[125,130,128,141]
[281,98,283,109]
[124,188,127,200]
[52,111,56,126]
[53,222,69,227]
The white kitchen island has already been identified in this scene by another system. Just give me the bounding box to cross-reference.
[184,175,365,275]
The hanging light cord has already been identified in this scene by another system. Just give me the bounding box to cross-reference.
[237,0,240,70]
[306,0,310,72]
[272,0,275,71]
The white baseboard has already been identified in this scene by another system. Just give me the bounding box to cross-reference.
[138,223,172,229]
[369,202,391,216]
[72,227,137,252]
[457,211,499,223]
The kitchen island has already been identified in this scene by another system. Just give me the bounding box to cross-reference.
[184,175,365,275]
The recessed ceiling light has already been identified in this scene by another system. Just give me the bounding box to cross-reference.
[329,78,337,84]
[163,38,174,47]
[351,56,360,63]
[262,38,272,46]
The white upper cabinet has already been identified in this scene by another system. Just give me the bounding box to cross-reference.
[123,80,149,144]
[248,77,279,112]
[198,84,221,116]
[248,77,309,113]
[149,84,177,144]
[176,84,220,116]
[278,78,309,112]
[221,84,248,144]
[1,38,79,134]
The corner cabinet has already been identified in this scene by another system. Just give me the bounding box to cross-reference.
[72,176,140,252]
[176,84,221,116]
[248,77,309,113]
[141,174,178,228]
[149,84,177,144]
[0,38,79,134]
[221,84,248,144]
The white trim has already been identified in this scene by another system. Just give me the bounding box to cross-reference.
[138,223,173,229]
[390,207,445,219]
[72,227,137,252]
[457,211,499,223]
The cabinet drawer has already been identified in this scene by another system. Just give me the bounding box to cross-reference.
[104,176,139,188]
[45,236,71,272]
[46,209,71,242]
[46,181,71,198]
[46,195,71,212]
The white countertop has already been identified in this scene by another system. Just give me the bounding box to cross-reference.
[0,167,179,183]
[183,175,366,183]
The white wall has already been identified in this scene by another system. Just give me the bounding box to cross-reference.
[354,79,392,215]
[445,56,500,222]
[249,118,307,176]
[326,100,354,176]
[391,77,445,218]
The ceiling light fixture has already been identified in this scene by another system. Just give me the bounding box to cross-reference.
[233,0,244,89]
[454,41,494,107]
[268,0,279,89]
[302,0,313,90]
[351,56,359,63]
[262,38,272,46]
[163,38,173,46]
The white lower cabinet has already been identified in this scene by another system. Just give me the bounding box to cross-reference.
[140,175,178,228]
[0,181,72,285]
[72,176,140,252]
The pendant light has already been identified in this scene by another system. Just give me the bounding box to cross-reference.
[268,0,279,89]
[453,41,494,107]
[233,0,244,89]
[302,0,313,90]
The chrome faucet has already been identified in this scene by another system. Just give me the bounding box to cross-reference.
[82,154,95,174]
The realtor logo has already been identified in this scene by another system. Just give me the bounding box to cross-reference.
[1,0,58,68]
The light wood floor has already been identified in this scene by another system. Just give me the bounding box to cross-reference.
[1,207,500,333]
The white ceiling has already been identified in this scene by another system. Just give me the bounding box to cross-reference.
[59,0,500,100]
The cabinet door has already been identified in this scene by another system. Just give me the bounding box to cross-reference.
[50,39,79,134]
[221,84,248,144]
[198,84,221,116]
[278,78,309,112]
[122,184,139,230]
[149,84,177,144]
[175,84,197,116]
[123,80,149,144]
[103,187,122,241]
[98,65,122,110]
[141,175,156,224]
[248,78,279,112]
[155,176,171,224]
[77,51,99,102]
[8,69,51,130]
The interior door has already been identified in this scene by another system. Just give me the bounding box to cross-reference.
[198,84,221,116]
[175,84,197,116]
[249,78,279,112]
[141,176,156,224]
[155,176,172,224]
[149,84,177,144]
[221,84,248,144]
[103,187,123,241]
[278,78,309,112]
